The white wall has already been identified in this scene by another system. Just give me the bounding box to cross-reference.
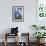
[0,0,36,42]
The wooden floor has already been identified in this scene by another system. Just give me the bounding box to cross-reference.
[0,42,46,46]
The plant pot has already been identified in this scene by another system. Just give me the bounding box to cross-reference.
[37,39,45,44]
[37,39,40,43]
[40,38,45,43]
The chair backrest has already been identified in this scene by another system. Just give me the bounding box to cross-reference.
[11,27,18,34]
[18,33,29,42]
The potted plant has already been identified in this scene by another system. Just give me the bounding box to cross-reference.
[33,32,46,43]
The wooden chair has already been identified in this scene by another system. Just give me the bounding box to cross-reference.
[4,33,18,46]
[18,33,30,46]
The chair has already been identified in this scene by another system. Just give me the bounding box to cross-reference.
[18,33,30,46]
[4,33,18,46]
[4,27,19,46]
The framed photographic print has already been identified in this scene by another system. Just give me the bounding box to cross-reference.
[12,6,24,22]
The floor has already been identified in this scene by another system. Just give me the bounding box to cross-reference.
[0,42,46,46]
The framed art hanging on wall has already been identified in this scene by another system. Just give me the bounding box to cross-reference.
[12,6,24,22]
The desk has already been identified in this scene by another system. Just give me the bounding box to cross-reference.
[4,33,18,46]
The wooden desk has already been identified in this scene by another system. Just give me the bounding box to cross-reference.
[4,33,18,46]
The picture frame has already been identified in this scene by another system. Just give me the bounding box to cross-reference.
[12,6,24,22]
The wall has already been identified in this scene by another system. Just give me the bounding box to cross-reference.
[0,0,36,42]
